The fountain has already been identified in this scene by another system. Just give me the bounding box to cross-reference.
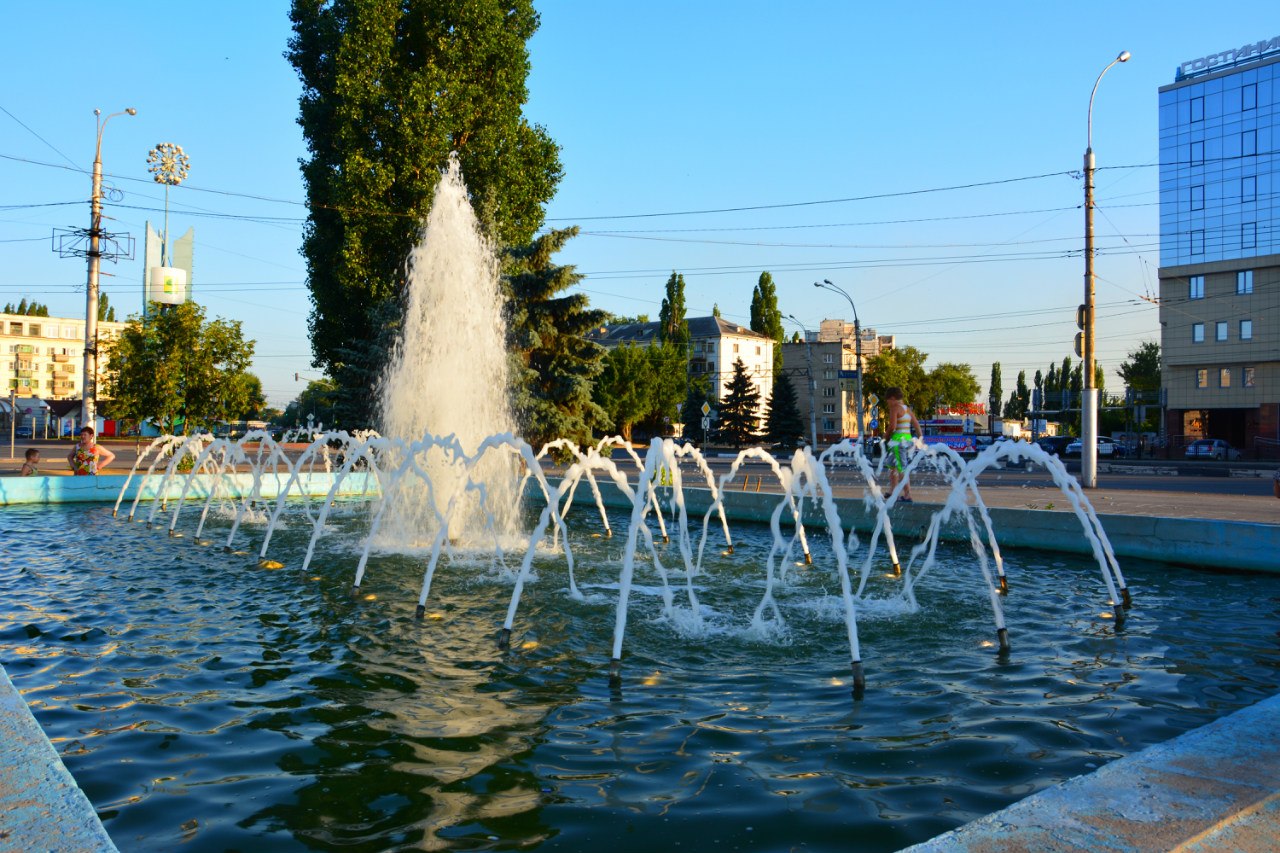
[7,157,1272,852]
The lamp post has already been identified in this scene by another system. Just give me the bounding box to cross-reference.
[814,279,865,445]
[82,107,137,429]
[786,314,819,448]
[1081,51,1129,488]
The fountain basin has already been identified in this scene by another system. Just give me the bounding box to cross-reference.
[2,501,1277,851]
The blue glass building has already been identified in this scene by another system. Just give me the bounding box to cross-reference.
[1158,39,1280,452]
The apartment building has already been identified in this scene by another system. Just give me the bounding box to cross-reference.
[781,319,894,444]
[2,311,126,399]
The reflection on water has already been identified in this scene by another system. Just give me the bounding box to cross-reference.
[1,503,1277,852]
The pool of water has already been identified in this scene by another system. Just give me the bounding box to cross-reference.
[2,501,1278,852]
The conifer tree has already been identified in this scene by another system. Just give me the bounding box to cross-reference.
[719,358,762,446]
[504,226,608,447]
[765,375,805,446]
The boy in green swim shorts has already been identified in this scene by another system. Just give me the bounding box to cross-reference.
[885,387,921,502]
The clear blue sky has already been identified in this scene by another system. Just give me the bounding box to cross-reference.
[1,2,1270,409]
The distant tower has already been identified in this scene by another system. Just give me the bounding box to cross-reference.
[144,142,192,315]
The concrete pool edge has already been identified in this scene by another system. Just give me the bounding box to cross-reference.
[0,663,117,852]
[900,692,1280,852]
[0,471,379,506]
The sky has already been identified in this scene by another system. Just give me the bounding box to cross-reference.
[1,2,1272,410]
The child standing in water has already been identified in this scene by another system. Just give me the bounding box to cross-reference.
[67,426,115,475]
[885,387,921,503]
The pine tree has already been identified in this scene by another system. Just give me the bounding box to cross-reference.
[658,271,689,347]
[765,375,805,446]
[17,298,27,315]
[504,226,608,447]
[681,375,712,440]
[718,358,762,447]
[749,271,785,378]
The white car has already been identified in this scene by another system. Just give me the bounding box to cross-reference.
[1064,438,1116,457]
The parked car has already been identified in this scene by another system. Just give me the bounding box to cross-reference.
[1184,438,1240,461]
[1064,438,1116,457]
[14,425,33,439]
[1035,436,1073,457]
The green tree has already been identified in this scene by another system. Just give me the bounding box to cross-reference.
[718,358,762,447]
[1118,342,1161,391]
[288,0,562,417]
[765,375,805,446]
[594,343,654,442]
[98,293,116,322]
[641,342,688,435]
[923,362,981,419]
[1003,370,1030,420]
[658,271,689,347]
[504,227,608,447]
[749,271,785,377]
[988,362,1002,425]
[284,378,340,426]
[681,375,712,440]
[865,347,978,422]
[103,301,256,434]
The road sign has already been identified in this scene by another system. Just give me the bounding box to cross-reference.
[837,369,859,379]
[869,418,879,431]
[700,401,711,416]
[701,416,711,430]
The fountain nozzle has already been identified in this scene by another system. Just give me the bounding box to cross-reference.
[851,660,866,698]
[498,627,512,649]
[804,552,812,565]
[608,657,622,687]
[892,562,901,576]
[726,545,734,555]
[350,585,360,599]
[997,627,1010,653]
[999,575,1009,595]
[414,604,425,619]
[1121,587,1132,609]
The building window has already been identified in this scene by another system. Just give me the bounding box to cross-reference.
[1190,275,1205,299]
[822,419,835,431]
[1219,368,1232,388]
[1191,141,1204,165]
[822,386,835,398]
[755,345,761,355]
[1242,222,1256,249]
[1240,320,1252,340]
[1216,321,1228,341]
[822,403,835,415]
[733,343,739,354]
[1242,130,1257,156]
[1190,184,1204,210]
[822,353,834,364]
[1196,369,1208,388]
[1244,367,1255,387]
[1192,323,1204,343]
[1237,271,1253,294]
[1242,176,1257,202]
[1191,230,1204,255]
[28,324,41,337]
[1190,96,1204,122]
[823,368,836,380]
[691,362,705,374]
[1243,83,1257,110]
[705,342,715,353]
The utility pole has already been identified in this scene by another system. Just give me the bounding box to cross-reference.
[80,108,137,429]
[1081,51,1129,488]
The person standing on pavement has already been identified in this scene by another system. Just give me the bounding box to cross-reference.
[68,426,115,475]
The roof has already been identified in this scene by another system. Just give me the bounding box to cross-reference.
[588,316,772,346]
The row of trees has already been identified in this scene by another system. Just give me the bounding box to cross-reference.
[989,342,1162,435]
[3,293,116,321]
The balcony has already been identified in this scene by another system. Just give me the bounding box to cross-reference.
[52,353,70,363]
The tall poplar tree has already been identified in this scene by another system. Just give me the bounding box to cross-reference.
[288,0,562,423]
[658,272,689,347]
[749,271,785,377]
[988,362,1002,425]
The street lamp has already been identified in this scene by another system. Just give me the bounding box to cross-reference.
[785,314,819,448]
[82,107,137,429]
[1081,51,1129,489]
[813,279,865,445]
